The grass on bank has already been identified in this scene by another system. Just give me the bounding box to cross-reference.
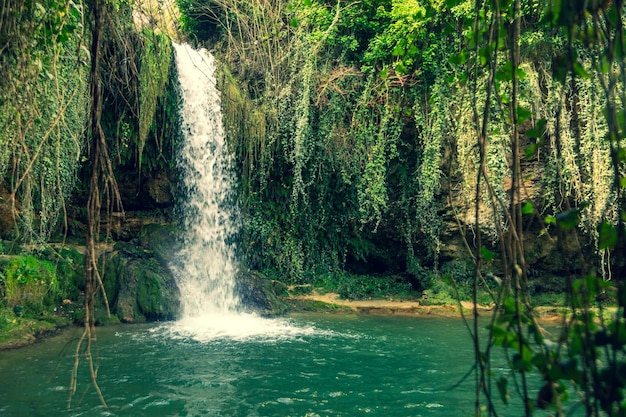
[300,270,577,310]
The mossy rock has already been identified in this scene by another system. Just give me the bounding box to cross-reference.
[236,270,289,316]
[135,258,179,320]
[104,241,180,323]
[0,310,66,350]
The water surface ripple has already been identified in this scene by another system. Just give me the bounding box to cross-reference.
[0,314,492,416]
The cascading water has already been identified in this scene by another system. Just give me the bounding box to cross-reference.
[173,42,240,318]
[167,44,315,342]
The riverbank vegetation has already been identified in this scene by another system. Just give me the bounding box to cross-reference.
[179,0,626,415]
[1,0,626,415]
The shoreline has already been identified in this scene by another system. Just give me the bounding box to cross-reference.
[0,294,571,350]
[286,292,568,323]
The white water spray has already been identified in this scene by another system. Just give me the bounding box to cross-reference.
[173,43,240,317]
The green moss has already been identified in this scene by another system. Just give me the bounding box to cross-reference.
[103,242,179,323]
[0,247,83,348]
[0,306,65,350]
[531,292,567,308]
[136,260,167,318]
[95,313,121,326]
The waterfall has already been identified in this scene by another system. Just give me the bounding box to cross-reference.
[164,43,315,342]
[173,43,240,318]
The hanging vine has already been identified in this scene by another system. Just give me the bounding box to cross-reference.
[0,0,89,243]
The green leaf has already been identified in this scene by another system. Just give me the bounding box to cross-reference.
[289,17,299,27]
[573,61,590,79]
[517,106,532,124]
[35,2,46,14]
[545,215,556,225]
[598,221,618,250]
[512,353,532,372]
[499,0,513,10]
[497,377,509,405]
[572,278,583,294]
[496,61,513,81]
[445,0,462,7]
[551,0,562,25]
[600,55,612,74]
[525,118,547,139]
[303,0,312,5]
[615,38,625,60]
[556,208,581,230]
[504,296,516,314]
[392,44,405,57]
[479,45,490,66]
[532,352,550,374]
[489,324,508,340]
[524,143,537,160]
[481,246,495,261]
[521,201,534,215]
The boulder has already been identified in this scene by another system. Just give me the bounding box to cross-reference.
[236,270,289,316]
[103,225,180,322]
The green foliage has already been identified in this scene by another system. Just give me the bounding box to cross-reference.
[441,1,626,415]
[0,0,88,243]
[411,80,448,261]
[0,255,60,316]
[313,272,415,301]
[138,28,173,171]
[485,277,626,415]
[362,0,428,74]
[356,101,401,229]
[318,0,392,62]
[185,0,461,283]
[0,244,82,333]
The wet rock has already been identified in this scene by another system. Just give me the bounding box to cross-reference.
[145,171,174,205]
[117,168,176,210]
[236,270,289,316]
[103,225,180,323]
